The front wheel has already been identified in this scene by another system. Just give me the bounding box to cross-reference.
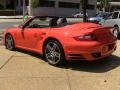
[44,40,65,66]
[5,34,15,50]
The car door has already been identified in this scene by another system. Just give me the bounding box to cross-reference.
[22,28,49,51]
[22,17,51,51]
[15,17,50,51]
[14,18,33,48]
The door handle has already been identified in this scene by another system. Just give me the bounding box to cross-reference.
[34,32,46,38]
[40,32,46,35]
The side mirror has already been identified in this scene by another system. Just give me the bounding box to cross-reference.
[18,24,25,29]
[18,24,25,33]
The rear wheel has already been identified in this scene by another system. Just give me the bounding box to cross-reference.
[5,34,15,50]
[44,39,65,66]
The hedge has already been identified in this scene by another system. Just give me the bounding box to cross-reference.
[0,10,16,16]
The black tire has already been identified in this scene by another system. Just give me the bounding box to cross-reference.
[113,27,120,39]
[44,39,65,66]
[117,30,120,39]
[5,34,15,50]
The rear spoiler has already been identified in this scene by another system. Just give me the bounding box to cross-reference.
[94,26,113,31]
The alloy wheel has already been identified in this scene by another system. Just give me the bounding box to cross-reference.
[44,40,64,65]
[5,34,14,50]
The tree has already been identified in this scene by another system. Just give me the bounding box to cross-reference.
[31,0,40,8]
[80,0,88,22]
[0,0,7,9]
[98,0,111,12]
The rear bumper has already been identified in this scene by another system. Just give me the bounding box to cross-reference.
[64,42,117,61]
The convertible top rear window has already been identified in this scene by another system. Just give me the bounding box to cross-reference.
[24,17,81,28]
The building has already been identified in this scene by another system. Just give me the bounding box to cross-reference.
[0,0,29,14]
[29,0,97,17]
[0,0,97,17]
[15,0,29,14]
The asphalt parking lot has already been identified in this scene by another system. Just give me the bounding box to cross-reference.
[0,33,120,90]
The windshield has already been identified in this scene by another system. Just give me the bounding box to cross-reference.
[97,13,107,17]
[96,13,111,19]
[22,17,83,28]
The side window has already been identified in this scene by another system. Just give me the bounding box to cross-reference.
[26,17,50,28]
[112,12,119,19]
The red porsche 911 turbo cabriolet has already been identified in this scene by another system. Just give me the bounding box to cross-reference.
[3,16,117,65]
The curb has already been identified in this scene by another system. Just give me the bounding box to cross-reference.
[0,16,23,19]
[0,18,23,19]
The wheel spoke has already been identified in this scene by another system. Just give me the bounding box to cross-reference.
[8,39,12,47]
[52,43,57,51]
[45,41,62,65]
[46,52,52,60]
[5,35,14,50]
[46,45,52,52]
[51,55,56,64]
[8,40,12,46]
[55,52,60,58]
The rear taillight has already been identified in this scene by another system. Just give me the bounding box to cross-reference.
[73,34,97,41]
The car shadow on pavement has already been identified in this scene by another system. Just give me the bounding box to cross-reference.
[15,49,47,61]
[59,55,120,73]
[15,49,120,73]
